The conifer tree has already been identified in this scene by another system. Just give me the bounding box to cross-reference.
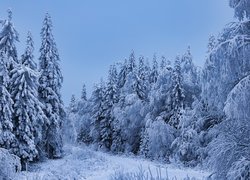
[10,65,39,170]
[0,52,15,150]
[169,56,185,129]
[135,56,148,100]
[21,32,36,70]
[38,13,64,158]
[100,65,118,150]
[81,84,87,101]
[149,54,159,84]
[0,9,19,71]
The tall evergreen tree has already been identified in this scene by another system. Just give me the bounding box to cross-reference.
[100,65,118,150]
[169,56,185,129]
[81,84,87,101]
[149,54,159,84]
[38,13,64,158]
[127,50,136,73]
[0,52,15,150]
[135,56,148,100]
[21,32,36,70]
[10,66,39,170]
[0,9,19,71]
[90,79,106,145]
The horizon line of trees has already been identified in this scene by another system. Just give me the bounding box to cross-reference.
[68,1,250,179]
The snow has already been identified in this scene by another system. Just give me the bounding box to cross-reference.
[16,144,209,180]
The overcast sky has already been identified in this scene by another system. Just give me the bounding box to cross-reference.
[0,0,234,105]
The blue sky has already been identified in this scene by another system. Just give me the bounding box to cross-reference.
[0,0,234,104]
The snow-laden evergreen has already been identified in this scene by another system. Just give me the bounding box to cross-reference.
[0,52,15,150]
[38,13,64,159]
[0,9,19,71]
[10,65,39,170]
[21,32,36,70]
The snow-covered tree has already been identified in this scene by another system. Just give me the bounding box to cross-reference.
[135,56,149,100]
[169,56,185,129]
[160,56,167,70]
[229,0,250,20]
[21,31,36,70]
[0,52,15,150]
[81,84,87,101]
[89,80,106,146]
[99,65,119,150]
[127,50,136,73]
[207,75,250,179]
[181,47,200,108]
[38,13,64,159]
[10,66,39,170]
[0,9,19,71]
[149,54,158,84]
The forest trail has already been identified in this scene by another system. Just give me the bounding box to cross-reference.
[16,144,209,180]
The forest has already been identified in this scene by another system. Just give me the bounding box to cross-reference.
[0,0,250,180]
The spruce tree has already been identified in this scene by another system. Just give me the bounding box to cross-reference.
[81,84,87,101]
[100,65,118,150]
[0,52,15,150]
[38,13,64,158]
[0,9,19,71]
[169,56,185,129]
[21,32,36,70]
[135,56,148,100]
[149,54,159,84]
[10,65,39,170]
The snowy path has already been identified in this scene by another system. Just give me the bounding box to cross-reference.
[16,145,209,180]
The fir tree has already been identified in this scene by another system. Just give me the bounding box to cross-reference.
[135,56,148,100]
[38,13,64,158]
[81,84,87,101]
[100,65,118,150]
[169,56,185,129]
[149,54,159,84]
[10,65,39,170]
[160,56,167,70]
[118,59,128,89]
[21,31,36,70]
[0,9,19,71]
[127,50,136,73]
[0,52,15,150]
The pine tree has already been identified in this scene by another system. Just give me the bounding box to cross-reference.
[21,32,36,70]
[127,50,136,73]
[100,65,118,150]
[118,59,128,88]
[69,94,77,113]
[160,56,167,70]
[90,80,106,145]
[169,56,185,129]
[38,13,64,158]
[0,9,19,71]
[149,54,158,84]
[81,84,87,101]
[135,56,148,100]
[10,65,39,170]
[0,51,15,150]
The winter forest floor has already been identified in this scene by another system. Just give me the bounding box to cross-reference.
[16,144,210,180]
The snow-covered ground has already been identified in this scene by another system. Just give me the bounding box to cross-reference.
[16,144,209,180]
